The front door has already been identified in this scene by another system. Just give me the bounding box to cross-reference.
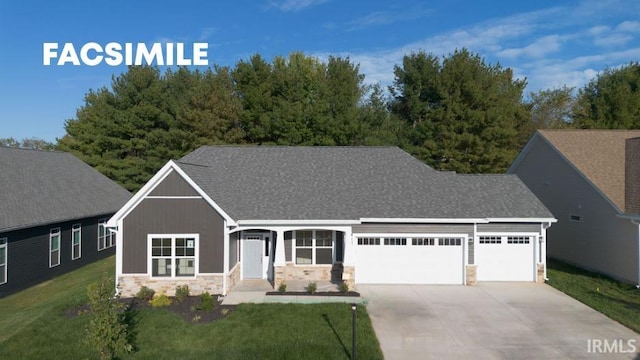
[243,235,264,279]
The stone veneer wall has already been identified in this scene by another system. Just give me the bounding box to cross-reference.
[274,263,355,288]
[226,263,241,293]
[117,274,224,297]
[465,265,477,285]
[536,263,545,283]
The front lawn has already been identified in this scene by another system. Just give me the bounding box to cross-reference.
[546,259,640,333]
[0,257,382,359]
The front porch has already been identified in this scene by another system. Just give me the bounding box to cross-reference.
[221,278,360,305]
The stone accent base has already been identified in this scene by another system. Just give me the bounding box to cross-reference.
[117,274,224,297]
[274,263,354,288]
[536,263,545,283]
[226,263,241,293]
[466,265,477,285]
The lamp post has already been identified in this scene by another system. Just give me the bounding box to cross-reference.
[351,303,357,360]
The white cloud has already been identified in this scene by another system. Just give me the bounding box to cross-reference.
[497,35,563,59]
[199,27,216,41]
[346,6,433,31]
[616,21,640,33]
[267,0,329,12]
[593,33,633,47]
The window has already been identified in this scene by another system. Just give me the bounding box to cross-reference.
[384,237,407,246]
[150,235,197,278]
[295,230,333,265]
[357,237,380,245]
[50,228,60,267]
[438,237,462,246]
[507,236,530,244]
[98,219,115,251]
[479,236,501,244]
[569,214,583,222]
[72,224,81,260]
[0,238,6,285]
[412,238,435,246]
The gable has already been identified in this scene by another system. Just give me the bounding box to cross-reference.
[148,170,200,197]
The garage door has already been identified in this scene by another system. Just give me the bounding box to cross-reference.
[354,235,464,284]
[475,235,535,281]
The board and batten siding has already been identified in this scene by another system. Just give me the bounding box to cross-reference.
[122,199,225,274]
[352,223,474,237]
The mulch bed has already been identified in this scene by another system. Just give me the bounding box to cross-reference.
[65,295,236,324]
[265,291,360,297]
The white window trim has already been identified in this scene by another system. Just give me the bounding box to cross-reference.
[147,234,199,278]
[72,224,82,260]
[98,219,115,251]
[0,237,7,285]
[293,230,335,266]
[49,228,61,268]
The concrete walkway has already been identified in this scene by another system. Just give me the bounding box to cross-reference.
[221,279,363,305]
[359,283,640,360]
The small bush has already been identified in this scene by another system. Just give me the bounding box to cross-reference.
[306,281,317,294]
[340,282,349,293]
[278,282,287,293]
[175,285,190,302]
[221,308,230,317]
[149,293,172,308]
[191,315,201,323]
[135,286,155,301]
[197,291,215,311]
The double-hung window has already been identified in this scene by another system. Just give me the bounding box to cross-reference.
[150,235,197,278]
[295,230,333,265]
[98,219,115,251]
[72,224,82,260]
[0,238,6,284]
[50,228,61,267]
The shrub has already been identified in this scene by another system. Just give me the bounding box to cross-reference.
[191,315,201,323]
[278,282,287,293]
[197,291,215,311]
[221,308,230,317]
[306,281,317,294]
[135,286,155,301]
[85,273,134,360]
[175,285,190,302]
[340,282,349,293]
[149,293,172,308]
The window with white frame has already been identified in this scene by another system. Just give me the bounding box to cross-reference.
[150,235,197,277]
[479,236,501,244]
[72,224,81,260]
[50,228,61,267]
[357,237,380,245]
[384,237,407,246]
[438,237,462,246]
[295,230,333,265]
[412,237,435,246]
[98,219,115,251]
[0,238,6,285]
[507,236,531,244]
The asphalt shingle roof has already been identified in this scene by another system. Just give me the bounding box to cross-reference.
[0,147,132,232]
[539,129,640,212]
[178,146,552,221]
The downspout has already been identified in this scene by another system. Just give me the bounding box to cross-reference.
[633,219,640,289]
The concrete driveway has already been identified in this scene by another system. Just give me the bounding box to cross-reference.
[358,283,640,360]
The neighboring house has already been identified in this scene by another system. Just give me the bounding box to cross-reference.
[107,146,555,297]
[0,147,131,297]
[509,130,640,286]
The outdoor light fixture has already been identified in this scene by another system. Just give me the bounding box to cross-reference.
[351,303,357,360]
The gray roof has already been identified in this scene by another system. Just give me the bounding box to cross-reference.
[178,146,553,221]
[0,147,132,232]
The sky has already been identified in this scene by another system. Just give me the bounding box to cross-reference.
[1,0,639,143]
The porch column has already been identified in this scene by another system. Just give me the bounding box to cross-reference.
[274,229,286,266]
[341,229,356,287]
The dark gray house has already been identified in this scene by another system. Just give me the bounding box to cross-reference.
[0,147,131,297]
[108,146,556,297]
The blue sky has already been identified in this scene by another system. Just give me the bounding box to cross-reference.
[1,0,639,142]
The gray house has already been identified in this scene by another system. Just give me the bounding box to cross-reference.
[509,130,640,285]
[107,146,555,297]
[0,147,131,297]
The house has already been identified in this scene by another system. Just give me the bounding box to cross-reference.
[508,130,640,285]
[0,147,131,297]
[107,146,556,297]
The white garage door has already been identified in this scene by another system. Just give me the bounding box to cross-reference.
[475,235,535,281]
[355,235,464,284]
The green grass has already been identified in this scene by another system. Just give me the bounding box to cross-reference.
[547,259,640,333]
[0,257,383,359]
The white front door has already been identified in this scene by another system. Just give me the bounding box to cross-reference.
[243,235,263,279]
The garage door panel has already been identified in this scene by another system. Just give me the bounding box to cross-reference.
[355,236,464,284]
[475,235,535,282]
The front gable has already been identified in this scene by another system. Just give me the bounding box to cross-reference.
[148,171,200,197]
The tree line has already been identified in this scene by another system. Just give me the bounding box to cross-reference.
[5,49,639,191]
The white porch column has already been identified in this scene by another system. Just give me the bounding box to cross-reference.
[541,224,549,280]
[342,228,355,266]
[275,229,286,266]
